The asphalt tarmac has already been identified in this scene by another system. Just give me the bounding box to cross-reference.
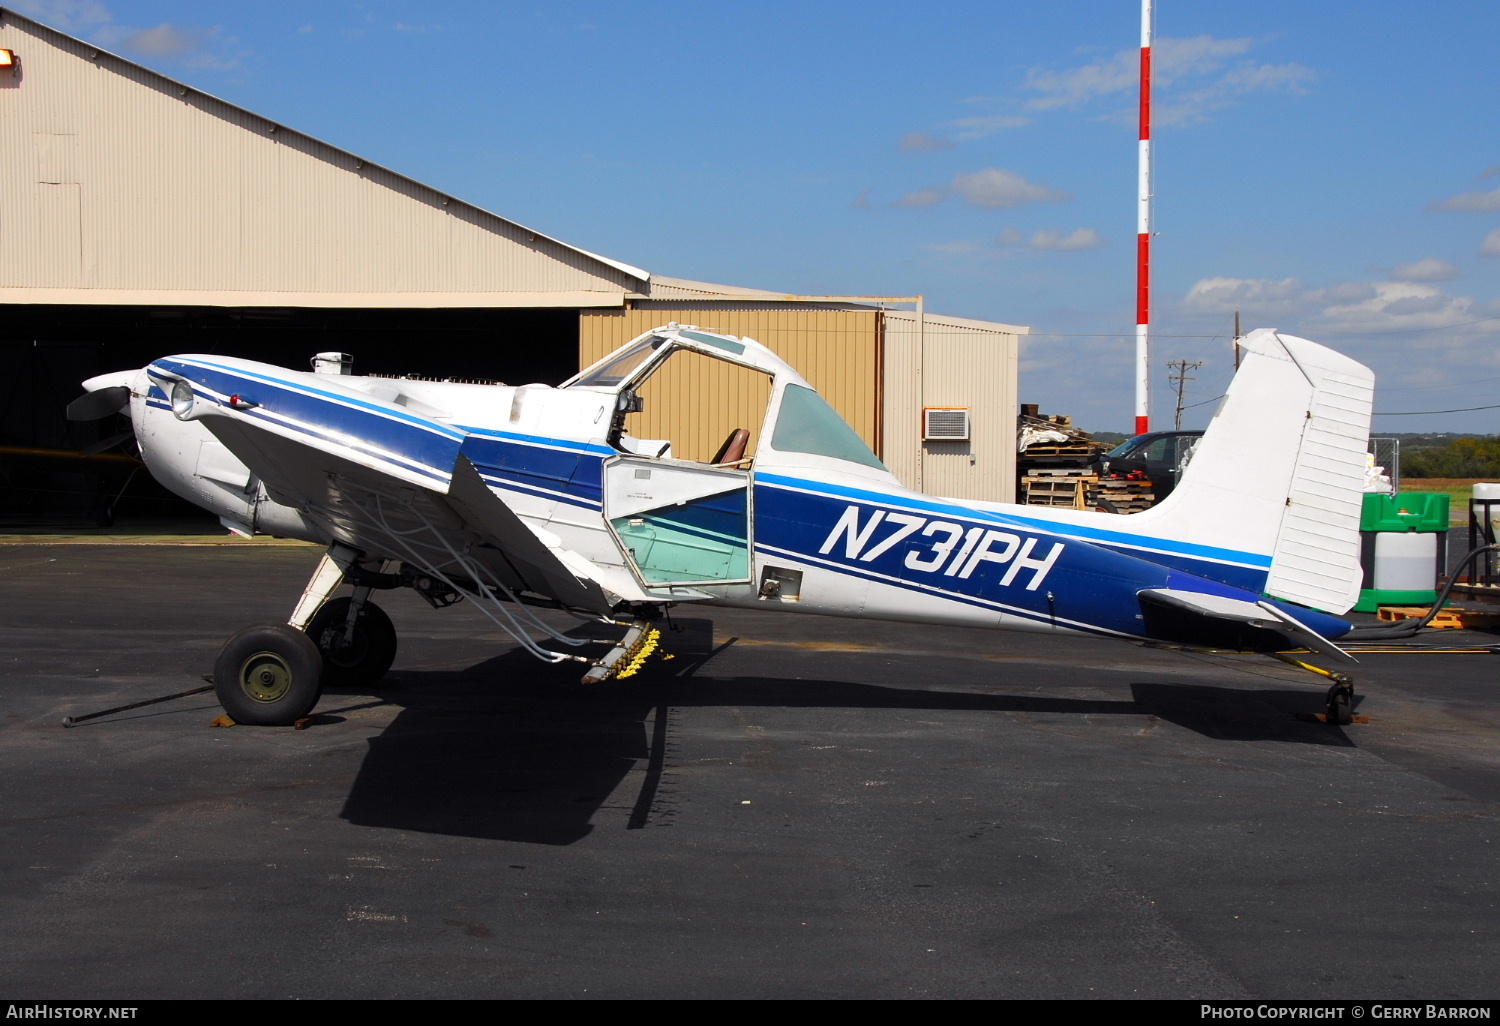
[1,543,1497,999]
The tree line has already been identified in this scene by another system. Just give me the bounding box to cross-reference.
[1402,436,1500,478]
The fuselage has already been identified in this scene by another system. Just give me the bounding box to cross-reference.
[127,348,1352,646]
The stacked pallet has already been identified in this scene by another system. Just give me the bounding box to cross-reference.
[1022,469,1096,509]
[1093,478,1155,513]
[1017,404,1109,511]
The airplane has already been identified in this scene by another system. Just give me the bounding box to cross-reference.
[67,323,1375,729]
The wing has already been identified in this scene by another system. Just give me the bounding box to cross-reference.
[202,413,647,616]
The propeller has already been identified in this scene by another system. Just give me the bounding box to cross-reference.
[80,431,136,457]
[66,385,131,422]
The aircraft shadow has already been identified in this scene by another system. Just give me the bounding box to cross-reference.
[338,621,1355,846]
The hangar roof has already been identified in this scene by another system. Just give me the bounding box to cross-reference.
[0,7,648,308]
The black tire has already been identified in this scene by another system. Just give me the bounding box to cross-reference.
[1326,684,1353,726]
[305,597,398,689]
[214,623,324,726]
[1093,496,1121,515]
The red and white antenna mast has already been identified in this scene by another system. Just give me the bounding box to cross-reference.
[1135,0,1153,435]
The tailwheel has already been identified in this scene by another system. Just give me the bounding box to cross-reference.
[214,623,324,726]
[306,597,398,688]
[1325,681,1354,726]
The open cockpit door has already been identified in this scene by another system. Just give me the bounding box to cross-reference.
[603,456,752,587]
[572,326,783,589]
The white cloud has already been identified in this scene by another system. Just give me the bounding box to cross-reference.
[14,1,243,71]
[1429,187,1500,212]
[950,168,1068,207]
[1022,49,1137,111]
[1030,227,1102,251]
[1153,36,1259,84]
[996,227,1103,251]
[946,114,1030,141]
[10,0,111,33]
[892,168,1068,210]
[851,190,873,209]
[1483,228,1500,258]
[1183,275,1491,338]
[122,23,202,58]
[1480,165,1500,180]
[898,132,954,153]
[893,187,945,208]
[1317,281,1479,334]
[1022,35,1314,126]
[1392,258,1459,282]
[1183,276,1316,318]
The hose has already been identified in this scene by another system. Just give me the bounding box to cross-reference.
[1342,542,1499,640]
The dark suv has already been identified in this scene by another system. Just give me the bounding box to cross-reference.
[1099,430,1204,500]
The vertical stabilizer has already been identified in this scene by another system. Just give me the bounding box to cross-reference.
[1122,329,1373,613]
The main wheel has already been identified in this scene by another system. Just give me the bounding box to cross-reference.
[306,597,398,688]
[1326,684,1353,726]
[214,623,324,726]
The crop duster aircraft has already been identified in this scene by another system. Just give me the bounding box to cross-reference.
[69,324,1374,727]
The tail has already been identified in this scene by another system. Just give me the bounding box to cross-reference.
[1122,329,1373,613]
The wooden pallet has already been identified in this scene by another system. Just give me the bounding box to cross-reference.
[1023,467,1098,478]
[1023,476,1093,509]
[1094,480,1155,513]
[1376,606,1500,630]
[1019,445,1099,459]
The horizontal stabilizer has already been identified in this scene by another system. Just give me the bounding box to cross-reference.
[1139,588,1356,664]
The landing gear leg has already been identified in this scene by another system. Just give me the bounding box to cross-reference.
[288,543,364,631]
[288,543,400,688]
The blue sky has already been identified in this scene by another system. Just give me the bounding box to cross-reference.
[17,0,1500,432]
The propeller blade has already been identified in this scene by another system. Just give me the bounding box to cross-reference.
[66,385,131,422]
[80,431,136,457]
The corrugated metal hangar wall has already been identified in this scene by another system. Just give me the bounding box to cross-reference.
[581,305,1023,501]
[0,7,1023,524]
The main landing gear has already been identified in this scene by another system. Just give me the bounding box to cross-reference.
[212,543,404,725]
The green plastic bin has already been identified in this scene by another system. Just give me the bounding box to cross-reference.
[1353,492,1450,613]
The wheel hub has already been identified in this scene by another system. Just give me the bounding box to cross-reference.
[240,652,293,703]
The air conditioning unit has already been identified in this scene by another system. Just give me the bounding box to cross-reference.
[923,407,970,441]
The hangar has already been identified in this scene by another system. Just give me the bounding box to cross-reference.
[0,8,1024,524]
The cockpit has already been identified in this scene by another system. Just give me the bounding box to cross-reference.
[563,324,887,475]
[563,324,890,590]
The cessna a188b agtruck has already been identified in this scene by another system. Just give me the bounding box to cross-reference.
[70,324,1375,727]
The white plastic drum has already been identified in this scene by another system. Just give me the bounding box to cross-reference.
[1372,532,1438,591]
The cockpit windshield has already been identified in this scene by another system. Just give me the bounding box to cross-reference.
[568,335,668,388]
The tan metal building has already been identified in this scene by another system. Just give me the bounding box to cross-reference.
[580,289,1024,501]
[0,7,1023,517]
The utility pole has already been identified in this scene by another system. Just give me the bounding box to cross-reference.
[1233,309,1241,370]
[1169,359,1202,430]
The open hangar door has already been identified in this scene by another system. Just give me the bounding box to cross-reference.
[0,305,580,525]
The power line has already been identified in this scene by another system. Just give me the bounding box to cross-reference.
[1374,403,1500,416]
[1379,373,1500,392]
[1312,313,1500,336]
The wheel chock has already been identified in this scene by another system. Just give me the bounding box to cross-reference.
[1296,712,1370,724]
